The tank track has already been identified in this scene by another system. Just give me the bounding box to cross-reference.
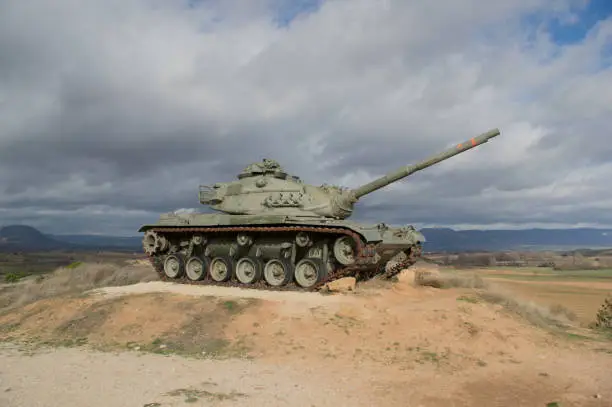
[145,225,422,292]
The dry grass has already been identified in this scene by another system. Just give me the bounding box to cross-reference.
[0,262,158,312]
[415,270,579,330]
[476,286,578,329]
[412,267,489,289]
[429,273,488,289]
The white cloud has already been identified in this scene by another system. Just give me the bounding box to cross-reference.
[0,0,610,234]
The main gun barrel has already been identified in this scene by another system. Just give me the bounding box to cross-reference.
[351,128,501,199]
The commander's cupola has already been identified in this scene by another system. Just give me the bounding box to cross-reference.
[237,158,302,183]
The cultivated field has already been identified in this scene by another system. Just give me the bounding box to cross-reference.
[0,251,611,407]
[448,266,612,326]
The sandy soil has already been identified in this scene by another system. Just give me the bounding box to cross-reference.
[93,280,349,305]
[1,266,611,407]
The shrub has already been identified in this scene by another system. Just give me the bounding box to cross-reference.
[4,272,24,283]
[594,296,612,329]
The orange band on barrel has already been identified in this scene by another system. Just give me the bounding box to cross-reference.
[471,138,476,146]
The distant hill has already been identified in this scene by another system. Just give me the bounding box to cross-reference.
[419,227,612,252]
[0,225,140,252]
[1,224,611,253]
[0,225,74,251]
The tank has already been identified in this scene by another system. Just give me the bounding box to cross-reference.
[139,128,501,291]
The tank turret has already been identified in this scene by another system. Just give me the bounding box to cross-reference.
[139,127,502,291]
[198,128,500,219]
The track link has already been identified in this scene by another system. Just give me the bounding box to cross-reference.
[145,225,421,292]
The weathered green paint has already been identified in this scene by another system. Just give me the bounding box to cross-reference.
[139,128,501,238]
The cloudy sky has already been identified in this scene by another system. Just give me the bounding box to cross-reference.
[1,0,611,236]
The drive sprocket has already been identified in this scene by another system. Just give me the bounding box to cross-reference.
[142,230,169,255]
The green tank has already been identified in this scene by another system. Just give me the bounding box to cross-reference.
[139,128,501,291]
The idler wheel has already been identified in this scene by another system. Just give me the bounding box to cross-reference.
[235,256,263,284]
[263,258,294,287]
[209,256,233,282]
[294,258,327,289]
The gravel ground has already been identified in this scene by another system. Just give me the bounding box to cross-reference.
[0,343,373,407]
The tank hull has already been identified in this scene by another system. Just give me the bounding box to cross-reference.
[139,212,425,291]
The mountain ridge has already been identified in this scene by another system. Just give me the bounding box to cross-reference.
[0,225,139,252]
[419,227,612,252]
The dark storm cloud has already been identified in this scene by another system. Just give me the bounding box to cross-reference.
[0,0,611,235]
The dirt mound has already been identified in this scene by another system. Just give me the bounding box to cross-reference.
[1,262,611,406]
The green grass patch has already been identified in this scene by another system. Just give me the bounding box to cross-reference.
[221,300,240,314]
[4,272,26,283]
[65,261,83,269]
[164,387,247,403]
